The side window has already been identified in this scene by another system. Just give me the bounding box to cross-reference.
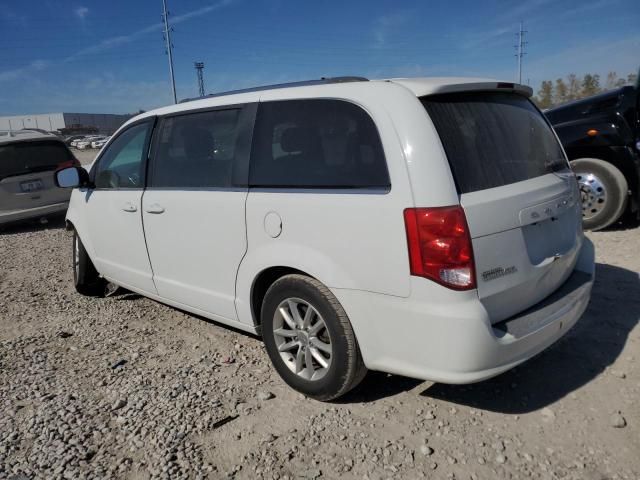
[150,109,241,188]
[94,122,152,189]
[249,99,390,188]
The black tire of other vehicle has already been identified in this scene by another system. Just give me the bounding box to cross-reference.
[261,274,367,401]
[570,158,629,231]
[73,230,105,296]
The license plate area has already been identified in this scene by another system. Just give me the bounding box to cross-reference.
[20,179,44,192]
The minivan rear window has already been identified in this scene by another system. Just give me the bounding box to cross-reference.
[422,92,568,193]
[0,140,73,180]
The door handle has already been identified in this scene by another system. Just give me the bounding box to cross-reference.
[122,202,137,213]
[145,203,165,214]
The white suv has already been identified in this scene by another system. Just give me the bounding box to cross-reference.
[55,76,595,400]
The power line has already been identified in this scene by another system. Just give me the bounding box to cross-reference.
[194,62,205,97]
[514,21,528,84]
[161,0,177,104]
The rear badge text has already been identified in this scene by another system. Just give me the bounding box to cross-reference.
[482,266,518,282]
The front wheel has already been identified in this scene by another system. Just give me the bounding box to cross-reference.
[570,158,629,231]
[261,274,367,401]
[72,230,105,296]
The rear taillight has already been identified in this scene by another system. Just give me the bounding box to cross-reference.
[403,206,476,290]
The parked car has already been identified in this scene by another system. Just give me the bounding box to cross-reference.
[1,130,79,226]
[64,135,87,146]
[546,81,640,230]
[70,137,89,148]
[76,138,96,150]
[55,76,595,400]
[91,137,110,149]
[76,135,104,150]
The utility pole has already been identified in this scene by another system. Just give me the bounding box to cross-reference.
[514,21,528,85]
[162,0,177,104]
[194,62,205,97]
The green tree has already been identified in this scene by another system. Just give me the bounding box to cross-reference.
[581,74,601,97]
[554,78,568,105]
[536,80,554,109]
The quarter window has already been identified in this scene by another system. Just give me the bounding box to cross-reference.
[94,122,152,189]
[150,109,241,188]
[249,100,390,188]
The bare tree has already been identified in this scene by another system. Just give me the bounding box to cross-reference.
[566,74,581,101]
[536,81,554,109]
[554,78,568,105]
[535,71,636,108]
[606,71,619,90]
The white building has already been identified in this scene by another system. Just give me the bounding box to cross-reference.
[0,112,131,134]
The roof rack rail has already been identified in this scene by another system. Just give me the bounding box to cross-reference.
[179,76,369,103]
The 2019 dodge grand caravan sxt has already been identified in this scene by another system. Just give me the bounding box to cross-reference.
[55,76,595,400]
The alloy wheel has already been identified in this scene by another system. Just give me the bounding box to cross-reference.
[272,297,332,381]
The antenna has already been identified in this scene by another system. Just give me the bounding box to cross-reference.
[161,0,177,104]
[194,62,205,97]
[514,21,528,84]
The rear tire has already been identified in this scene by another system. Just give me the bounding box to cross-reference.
[261,274,367,401]
[570,158,628,231]
[73,230,105,296]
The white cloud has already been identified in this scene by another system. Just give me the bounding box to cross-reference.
[372,11,411,49]
[2,73,174,114]
[495,0,557,23]
[461,25,514,50]
[74,6,89,20]
[0,0,237,81]
[64,0,235,62]
[0,60,50,82]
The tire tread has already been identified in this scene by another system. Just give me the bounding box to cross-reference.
[74,231,105,297]
[571,158,628,231]
[262,274,367,401]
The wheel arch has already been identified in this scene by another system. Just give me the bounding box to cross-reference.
[249,266,317,330]
[65,205,99,265]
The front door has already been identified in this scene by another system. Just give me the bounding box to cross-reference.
[142,106,253,320]
[84,120,157,294]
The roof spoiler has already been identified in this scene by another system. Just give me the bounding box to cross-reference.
[428,81,533,98]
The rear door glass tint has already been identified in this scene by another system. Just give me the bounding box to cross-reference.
[422,92,567,193]
[249,99,390,188]
[150,109,241,188]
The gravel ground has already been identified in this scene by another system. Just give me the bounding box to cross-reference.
[72,148,98,166]
[1,216,638,480]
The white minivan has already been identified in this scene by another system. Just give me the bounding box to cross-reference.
[55,76,595,400]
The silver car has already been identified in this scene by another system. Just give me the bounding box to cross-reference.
[0,130,77,226]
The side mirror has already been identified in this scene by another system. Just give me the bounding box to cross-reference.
[55,166,91,189]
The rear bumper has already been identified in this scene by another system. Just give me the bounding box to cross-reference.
[332,237,595,384]
[0,202,69,225]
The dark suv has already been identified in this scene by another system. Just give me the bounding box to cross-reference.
[545,83,640,230]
